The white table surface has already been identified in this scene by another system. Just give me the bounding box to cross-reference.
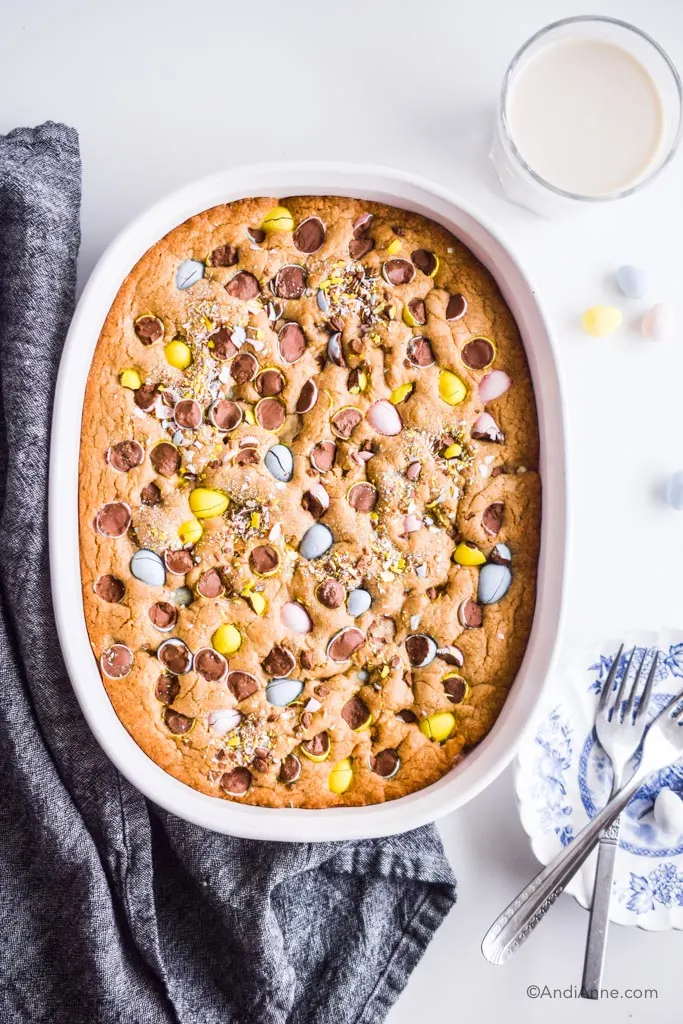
[3,0,682,1019]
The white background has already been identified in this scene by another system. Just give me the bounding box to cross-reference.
[2,0,683,1020]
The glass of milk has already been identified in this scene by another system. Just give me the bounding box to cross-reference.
[491,16,682,216]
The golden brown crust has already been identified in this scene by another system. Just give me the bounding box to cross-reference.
[79,195,540,808]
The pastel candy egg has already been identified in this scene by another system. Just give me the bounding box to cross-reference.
[389,382,414,405]
[261,205,295,233]
[403,514,422,534]
[212,623,242,655]
[172,586,193,607]
[130,549,166,587]
[328,758,353,794]
[616,264,648,299]
[438,369,467,406]
[317,288,330,313]
[453,541,486,566]
[265,444,294,482]
[641,302,674,341]
[176,259,205,290]
[581,305,623,338]
[164,339,193,370]
[666,470,683,510]
[478,563,512,604]
[347,588,372,617]
[653,788,683,835]
[266,677,304,707]
[119,368,141,390]
[281,601,313,634]
[299,523,334,560]
[189,487,229,519]
[178,518,203,545]
[366,399,402,436]
[419,712,456,743]
[478,370,511,403]
[208,708,242,736]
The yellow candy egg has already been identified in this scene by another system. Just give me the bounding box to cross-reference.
[402,305,419,328]
[443,443,463,459]
[389,382,414,405]
[386,238,402,255]
[244,591,267,616]
[426,254,440,279]
[581,305,623,338]
[164,339,193,370]
[119,368,142,390]
[178,518,203,545]
[438,369,467,406]
[419,712,456,743]
[328,758,353,794]
[212,623,242,656]
[261,205,295,233]
[189,487,229,519]
[244,407,256,425]
[452,542,486,566]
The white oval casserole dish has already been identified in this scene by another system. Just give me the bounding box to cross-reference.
[50,163,567,841]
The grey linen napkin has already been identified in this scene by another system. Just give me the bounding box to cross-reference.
[0,122,457,1024]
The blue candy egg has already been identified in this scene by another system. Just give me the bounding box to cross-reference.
[176,259,205,290]
[299,523,334,560]
[478,563,511,605]
[347,588,372,617]
[317,289,330,313]
[666,470,683,511]
[264,443,294,482]
[266,678,304,706]
[172,586,193,606]
[616,264,648,300]
[130,549,166,587]
[327,332,343,365]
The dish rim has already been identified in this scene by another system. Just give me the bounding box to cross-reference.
[50,161,568,841]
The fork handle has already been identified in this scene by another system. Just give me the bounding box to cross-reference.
[481,772,644,965]
[580,818,621,997]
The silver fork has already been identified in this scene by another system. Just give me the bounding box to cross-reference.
[481,654,680,968]
[581,645,659,998]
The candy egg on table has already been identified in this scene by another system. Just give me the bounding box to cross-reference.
[328,758,353,795]
[130,549,166,587]
[581,305,623,338]
[666,470,683,510]
[653,788,683,835]
[616,264,648,299]
[641,302,674,341]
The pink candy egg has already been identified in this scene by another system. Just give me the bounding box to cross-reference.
[479,370,511,403]
[366,399,402,436]
[281,601,313,634]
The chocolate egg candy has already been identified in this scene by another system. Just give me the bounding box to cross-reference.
[653,788,683,835]
[107,440,144,473]
[119,368,142,390]
[438,369,467,406]
[261,205,294,233]
[266,677,304,707]
[462,337,496,370]
[366,399,402,436]
[255,367,285,397]
[227,670,259,701]
[478,563,512,605]
[405,633,438,667]
[317,289,330,313]
[341,694,372,731]
[316,578,345,609]
[130,549,166,587]
[262,645,296,678]
[419,712,455,743]
[255,397,286,432]
[148,601,178,632]
[281,601,313,634]
[403,298,427,327]
[94,574,125,603]
[327,332,344,366]
[411,249,439,277]
[172,586,193,607]
[278,321,307,363]
[100,643,133,679]
[458,599,483,628]
[616,264,648,299]
[490,542,512,566]
[479,370,511,403]
[193,647,228,683]
[331,406,362,439]
[301,483,330,518]
[328,758,353,794]
[347,482,378,512]
[208,243,239,267]
[212,623,242,655]
[134,314,164,346]
[347,588,372,618]
[296,379,318,414]
[299,731,331,762]
[95,502,132,537]
[327,627,365,662]
[274,264,307,299]
[581,305,622,338]
[189,487,229,519]
[164,708,195,735]
[264,443,294,482]
[437,644,465,667]
[208,708,242,736]
[452,542,486,566]
[446,293,467,321]
[220,767,252,797]
[164,339,193,370]
[666,470,683,510]
[174,399,203,429]
[176,259,205,290]
[310,440,337,472]
[157,638,193,674]
[471,412,504,443]
[299,523,334,560]
[443,673,470,704]
[225,271,260,301]
[389,382,414,405]
[178,518,203,546]
[642,302,674,341]
[372,749,401,779]
[407,337,435,368]
[209,399,242,431]
[249,543,280,577]
[482,502,504,536]
[293,215,326,254]
[278,753,302,783]
[382,258,415,286]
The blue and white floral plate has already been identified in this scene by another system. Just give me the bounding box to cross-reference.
[515,629,683,931]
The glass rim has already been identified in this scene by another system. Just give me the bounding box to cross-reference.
[499,15,683,203]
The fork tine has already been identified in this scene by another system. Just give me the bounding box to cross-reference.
[624,648,649,720]
[598,643,624,713]
[610,646,635,720]
[634,651,660,723]
[663,686,683,718]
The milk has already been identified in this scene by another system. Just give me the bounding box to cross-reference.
[507,37,664,197]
